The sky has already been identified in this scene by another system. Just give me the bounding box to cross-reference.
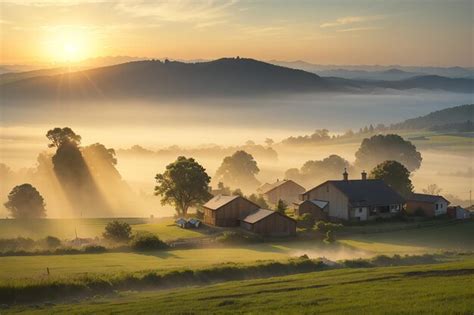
[0,0,473,67]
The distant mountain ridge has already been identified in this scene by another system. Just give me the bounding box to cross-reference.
[0,58,473,102]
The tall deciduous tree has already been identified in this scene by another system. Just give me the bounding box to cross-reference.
[355,134,422,172]
[370,160,414,198]
[4,184,46,218]
[155,156,212,216]
[215,150,260,190]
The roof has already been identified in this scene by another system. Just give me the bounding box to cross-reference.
[294,199,328,209]
[203,195,239,210]
[407,193,450,204]
[305,179,405,207]
[261,179,305,195]
[240,209,275,224]
[240,208,297,224]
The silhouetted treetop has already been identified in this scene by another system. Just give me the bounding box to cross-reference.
[46,127,81,148]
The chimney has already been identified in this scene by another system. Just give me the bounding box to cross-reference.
[343,168,348,181]
[361,170,367,180]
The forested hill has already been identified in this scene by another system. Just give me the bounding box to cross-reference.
[391,104,474,131]
[0,58,337,101]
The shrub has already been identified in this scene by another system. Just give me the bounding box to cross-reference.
[0,237,35,252]
[131,233,167,251]
[297,213,315,230]
[216,231,262,244]
[103,220,132,242]
[324,230,335,243]
[42,236,61,249]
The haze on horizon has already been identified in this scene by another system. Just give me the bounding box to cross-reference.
[1,0,473,67]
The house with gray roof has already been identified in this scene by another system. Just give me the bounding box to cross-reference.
[301,169,405,221]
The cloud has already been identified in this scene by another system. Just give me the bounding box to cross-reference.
[320,15,384,28]
[337,26,380,32]
[114,0,238,26]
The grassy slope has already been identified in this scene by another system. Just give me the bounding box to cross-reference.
[6,259,474,314]
[1,221,472,282]
[0,218,204,241]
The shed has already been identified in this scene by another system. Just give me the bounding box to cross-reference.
[203,195,260,227]
[240,209,297,236]
[294,199,329,220]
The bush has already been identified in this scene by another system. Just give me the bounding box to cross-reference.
[103,220,132,242]
[324,230,335,243]
[0,237,35,252]
[297,213,315,229]
[131,233,167,251]
[216,231,262,244]
[42,236,61,249]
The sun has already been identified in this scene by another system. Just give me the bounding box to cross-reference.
[45,28,91,63]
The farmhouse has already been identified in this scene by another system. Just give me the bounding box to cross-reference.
[240,209,297,236]
[203,195,260,227]
[300,170,405,221]
[293,199,328,220]
[259,179,305,205]
[406,193,450,217]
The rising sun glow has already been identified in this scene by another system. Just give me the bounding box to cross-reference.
[45,28,91,63]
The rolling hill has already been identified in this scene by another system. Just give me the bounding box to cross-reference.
[0,58,473,102]
[391,104,474,130]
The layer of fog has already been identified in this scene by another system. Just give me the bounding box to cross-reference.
[1,91,473,217]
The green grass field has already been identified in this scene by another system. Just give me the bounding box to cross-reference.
[0,217,205,241]
[5,259,474,314]
[0,221,472,283]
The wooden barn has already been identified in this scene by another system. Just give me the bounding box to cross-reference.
[293,199,329,220]
[406,193,450,217]
[203,195,260,227]
[259,179,305,205]
[240,209,296,236]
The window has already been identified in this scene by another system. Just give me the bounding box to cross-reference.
[436,204,439,210]
[326,185,329,193]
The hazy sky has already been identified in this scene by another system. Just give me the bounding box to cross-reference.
[1,0,473,66]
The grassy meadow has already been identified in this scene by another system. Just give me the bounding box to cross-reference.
[0,220,472,283]
[5,258,474,314]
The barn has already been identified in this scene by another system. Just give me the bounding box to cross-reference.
[293,199,329,220]
[259,179,305,206]
[203,195,260,227]
[240,209,297,236]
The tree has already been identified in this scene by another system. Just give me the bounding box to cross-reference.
[4,184,46,218]
[423,184,442,195]
[155,156,212,216]
[264,138,274,147]
[103,220,132,242]
[215,150,260,190]
[247,193,269,209]
[46,127,81,148]
[370,160,414,197]
[355,134,422,172]
[287,155,352,185]
[275,199,287,214]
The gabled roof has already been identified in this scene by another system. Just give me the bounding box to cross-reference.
[304,179,405,207]
[294,199,329,209]
[261,179,305,195]
[203,195,239,210]
[241,209,274,224]
[407,193,450,204]
[240,208,296,224]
